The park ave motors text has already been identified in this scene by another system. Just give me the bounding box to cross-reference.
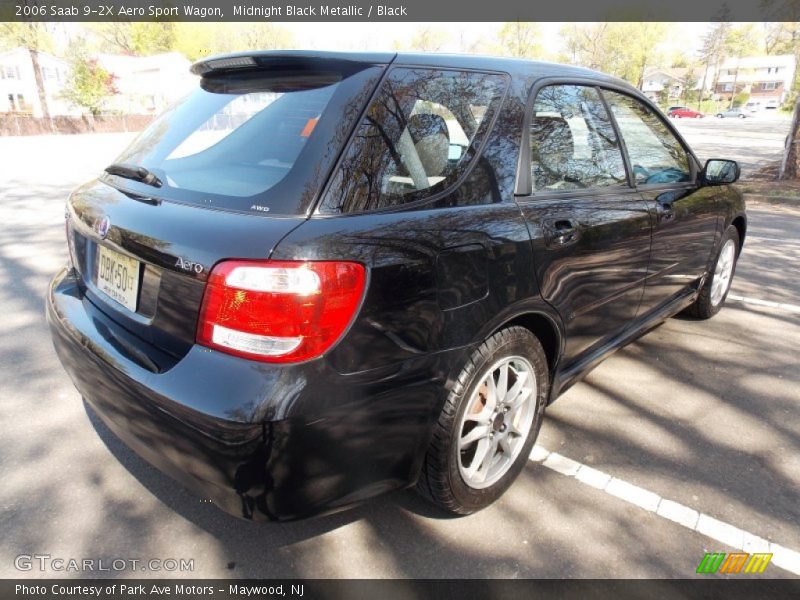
[16,584,304,597]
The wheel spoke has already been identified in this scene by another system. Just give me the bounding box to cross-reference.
[507,386,532,414]
[498,435,513,456]
[464,389,491,423]
[464,437,491,479]
[504,368,528,403]
[459,425,490,448]
[485,372,498,413]
[476,437,499,481]
[496,363,509,403]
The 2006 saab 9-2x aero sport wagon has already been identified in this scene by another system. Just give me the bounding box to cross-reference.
[47,51,745,521]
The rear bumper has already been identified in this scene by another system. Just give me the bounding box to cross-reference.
[47,268,459,521]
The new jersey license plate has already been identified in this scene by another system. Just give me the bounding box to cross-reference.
[95,245,140,312]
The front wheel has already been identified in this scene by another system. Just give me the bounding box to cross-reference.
[685,225,740,319]
[416,326,549,514]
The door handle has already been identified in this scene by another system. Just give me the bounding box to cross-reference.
[657,201,675,221]
[544,218,580,247]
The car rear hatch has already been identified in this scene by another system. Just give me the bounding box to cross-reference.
[65,52,392,372]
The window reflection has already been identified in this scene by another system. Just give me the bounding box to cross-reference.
[320,68,508,214]
[530,85,627,192]
[603,91,691,185]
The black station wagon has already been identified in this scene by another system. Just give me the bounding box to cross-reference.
[47,51,745,520]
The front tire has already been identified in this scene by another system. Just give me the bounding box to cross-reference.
[686,225,740,319]
[416,327,548,514]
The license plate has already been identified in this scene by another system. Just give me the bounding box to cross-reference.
[95,245,140,312]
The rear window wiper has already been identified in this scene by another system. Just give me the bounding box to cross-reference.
[105,163,163,188]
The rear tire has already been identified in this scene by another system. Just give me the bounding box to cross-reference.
[685,225,740,319]
[416,327,548,514]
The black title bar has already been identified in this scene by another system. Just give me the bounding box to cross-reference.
[2,0,800,22]
[4,579,800,600]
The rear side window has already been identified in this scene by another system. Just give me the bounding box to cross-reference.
[529,85,627,192]
[602,91,691,185]
[318,68,508,214]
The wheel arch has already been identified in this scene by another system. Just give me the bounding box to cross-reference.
[485,309,563,378]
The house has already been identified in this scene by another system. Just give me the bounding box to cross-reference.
[0,47,80,117]
[96,52,196,115]
[641,67,713,102]
[714,54,795,109]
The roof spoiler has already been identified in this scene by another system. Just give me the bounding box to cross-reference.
[191,50,396,77]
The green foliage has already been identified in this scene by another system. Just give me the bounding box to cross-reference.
[0,22,54,52]
[62,39,116,115]
[495,22,542,59]
[559,23,670,86]
[732,91,750,108]
[91,23,176,55]
[725,24,760,59]
[130,22,176,54]
[173,23,294,60]
[393,26,450,52]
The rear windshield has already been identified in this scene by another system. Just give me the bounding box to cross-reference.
[103,64,383,215]
[318,67,509,214]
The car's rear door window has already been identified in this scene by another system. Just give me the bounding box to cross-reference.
[602,91,692,185]
[318,68,508,214]
[529,85,627,192]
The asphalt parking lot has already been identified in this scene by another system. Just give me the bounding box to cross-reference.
[672,112,789,178]
[0,120,798,579]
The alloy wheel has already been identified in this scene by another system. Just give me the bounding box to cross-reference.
[457,356,536,489]
[711,239,736,306]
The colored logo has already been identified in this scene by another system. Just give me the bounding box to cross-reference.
[95,217,110,239]
[696,552,772,574]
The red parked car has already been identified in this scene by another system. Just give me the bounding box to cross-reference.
[668,107,704,119]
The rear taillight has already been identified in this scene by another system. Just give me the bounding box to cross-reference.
[197,260,366,363]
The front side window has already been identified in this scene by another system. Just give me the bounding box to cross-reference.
[529,85,627,192]
[603,91,691,185]
[318,68,508,213]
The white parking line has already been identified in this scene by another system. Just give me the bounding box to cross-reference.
[530,445,800,576]
[727,294,800,314]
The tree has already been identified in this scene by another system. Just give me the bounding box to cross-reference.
[0,22,54,121]
[558,23,669,86]
[496,22,542,59]
[696,21,731,110]
[764,22,800,55]
[393,27,450,52]
[62,38,116,116]
[724,25,760,108]
[217,23,294,54]
[92,23,176,55]
[173,23,293,60]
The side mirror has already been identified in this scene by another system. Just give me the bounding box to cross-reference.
[702,159,740,185]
